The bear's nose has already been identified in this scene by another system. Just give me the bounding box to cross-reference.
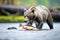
[24,21,27,22]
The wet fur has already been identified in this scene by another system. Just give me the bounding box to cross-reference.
[24,5,53,29]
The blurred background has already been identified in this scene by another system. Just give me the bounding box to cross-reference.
[0,0,60,22]
[0,0,60,40]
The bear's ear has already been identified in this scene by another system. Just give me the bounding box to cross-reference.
[24,8,27,12]
[31,7,36,13]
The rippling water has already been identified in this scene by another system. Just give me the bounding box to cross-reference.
[0,22,60,40]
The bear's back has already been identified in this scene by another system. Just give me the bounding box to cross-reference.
[35,5,50,21]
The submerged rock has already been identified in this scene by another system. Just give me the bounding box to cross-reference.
[7,27,17,30]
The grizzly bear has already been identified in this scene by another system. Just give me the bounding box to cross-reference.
[24,5,53,30]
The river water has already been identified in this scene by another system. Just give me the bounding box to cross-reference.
[0,22,60,40]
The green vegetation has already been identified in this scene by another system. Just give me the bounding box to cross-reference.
[36,0,49,7]
[20,0,36,6]
[0,16,24,22]
[19,0,60,7]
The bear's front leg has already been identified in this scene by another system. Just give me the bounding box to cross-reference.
[36,22,43,30]
[26,20,33,26]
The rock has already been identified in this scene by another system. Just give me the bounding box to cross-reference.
[7,27,17,30]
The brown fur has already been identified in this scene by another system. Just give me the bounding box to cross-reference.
[24,5,53,29]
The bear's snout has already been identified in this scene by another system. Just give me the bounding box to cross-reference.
[24,16,29,22]
[24,21,27,22]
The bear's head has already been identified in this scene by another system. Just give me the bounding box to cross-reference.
[24,7,36,22]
